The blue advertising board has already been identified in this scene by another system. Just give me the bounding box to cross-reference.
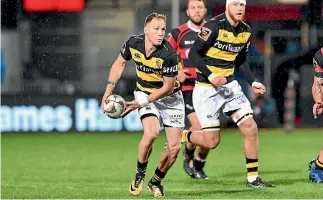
[1,96,144,132]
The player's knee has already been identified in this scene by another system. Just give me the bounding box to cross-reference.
[207,137,221,149]
[241,119,258,137]
[143,129,159,143]
[168,143,181,160]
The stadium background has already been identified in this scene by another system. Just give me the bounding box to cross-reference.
[1,0,323,199]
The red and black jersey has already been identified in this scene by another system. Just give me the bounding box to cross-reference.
[168,21,200,91]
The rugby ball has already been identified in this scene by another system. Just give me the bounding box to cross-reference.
[103,94,126,119]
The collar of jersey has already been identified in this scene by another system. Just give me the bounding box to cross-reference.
[143,35,160,60]
[187,21,201,32]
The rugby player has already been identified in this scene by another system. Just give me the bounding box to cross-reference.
[181,0,275,187]
[308,47,323,183]
[167,0,210,179]
[101,13,184,196]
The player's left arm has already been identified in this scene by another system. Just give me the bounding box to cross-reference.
[312,56,323,118]
[312,76,323,118]
[188,22,227,86]
[188,22,216,78]
[102,39,132,112]
[312,76,323,103]
[235,37,265,94]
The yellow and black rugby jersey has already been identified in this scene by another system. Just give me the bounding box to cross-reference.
[195,13,251,85]
[120,34,180,94]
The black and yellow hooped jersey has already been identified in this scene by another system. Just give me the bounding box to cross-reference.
[195,13,251,85]
[120,35,180,94]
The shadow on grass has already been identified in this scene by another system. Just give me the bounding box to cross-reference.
[172,188,247,197]
[221,169,302,178]
[270,177,308,185]
[209,169,307,186]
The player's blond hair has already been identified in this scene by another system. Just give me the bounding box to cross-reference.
[144,12,167,26]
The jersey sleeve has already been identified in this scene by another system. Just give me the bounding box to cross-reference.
[167,28,180,51]
[120,37,132,61]
[313,48,323,78]
[236,32,251,65]
[196,21,218,46]
[162,52,179,77]
[188,22,218,78]
[235,32,255,85]
[242,37,251,54]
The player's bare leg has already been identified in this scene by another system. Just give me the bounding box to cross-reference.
[182,130,221,149]
[318,148,323,166]
[309,52,323,183]
[235,115,275,188]
[147,144,154,160]
[148,127,182,197]
[129,116,159,196]
[184,113,210,179]
[182,123,221,150]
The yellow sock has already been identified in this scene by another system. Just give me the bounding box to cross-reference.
[181,130,190,143]
[315,159,323,169]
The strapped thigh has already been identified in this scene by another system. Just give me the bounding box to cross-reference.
[231,106,254,126]
[201,121,220,131]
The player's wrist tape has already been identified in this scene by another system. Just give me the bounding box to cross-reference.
[208,74,217,82]
[107,80,116,86]
[138,98,149,107]
[252,81,262,87]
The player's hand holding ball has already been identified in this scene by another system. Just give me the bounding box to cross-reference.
[101,91,112,112]
[252,81,266,95]
[120,101,140,117]
[120,97,150,117]
[102,94,126,119]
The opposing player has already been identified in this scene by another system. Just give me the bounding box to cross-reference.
[308,47,323,183]
[167,0,210,179]
[101,13,184,197]
[181,0,275,187]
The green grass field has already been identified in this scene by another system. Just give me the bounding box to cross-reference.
[1,129,323,199]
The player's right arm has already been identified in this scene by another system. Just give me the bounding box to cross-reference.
[147,52,179,101]
[120,52,179,117]
[312,76,323,118]
[312,53,323,118]
[188,21,227,86]
[101,38,132,111]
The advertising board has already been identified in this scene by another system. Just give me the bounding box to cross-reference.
[1,96,143,132]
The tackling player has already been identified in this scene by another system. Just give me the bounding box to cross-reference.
[181,0,275,187]
[167,0,210,179]
[101,13,184,197]
[308,47,323,183]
